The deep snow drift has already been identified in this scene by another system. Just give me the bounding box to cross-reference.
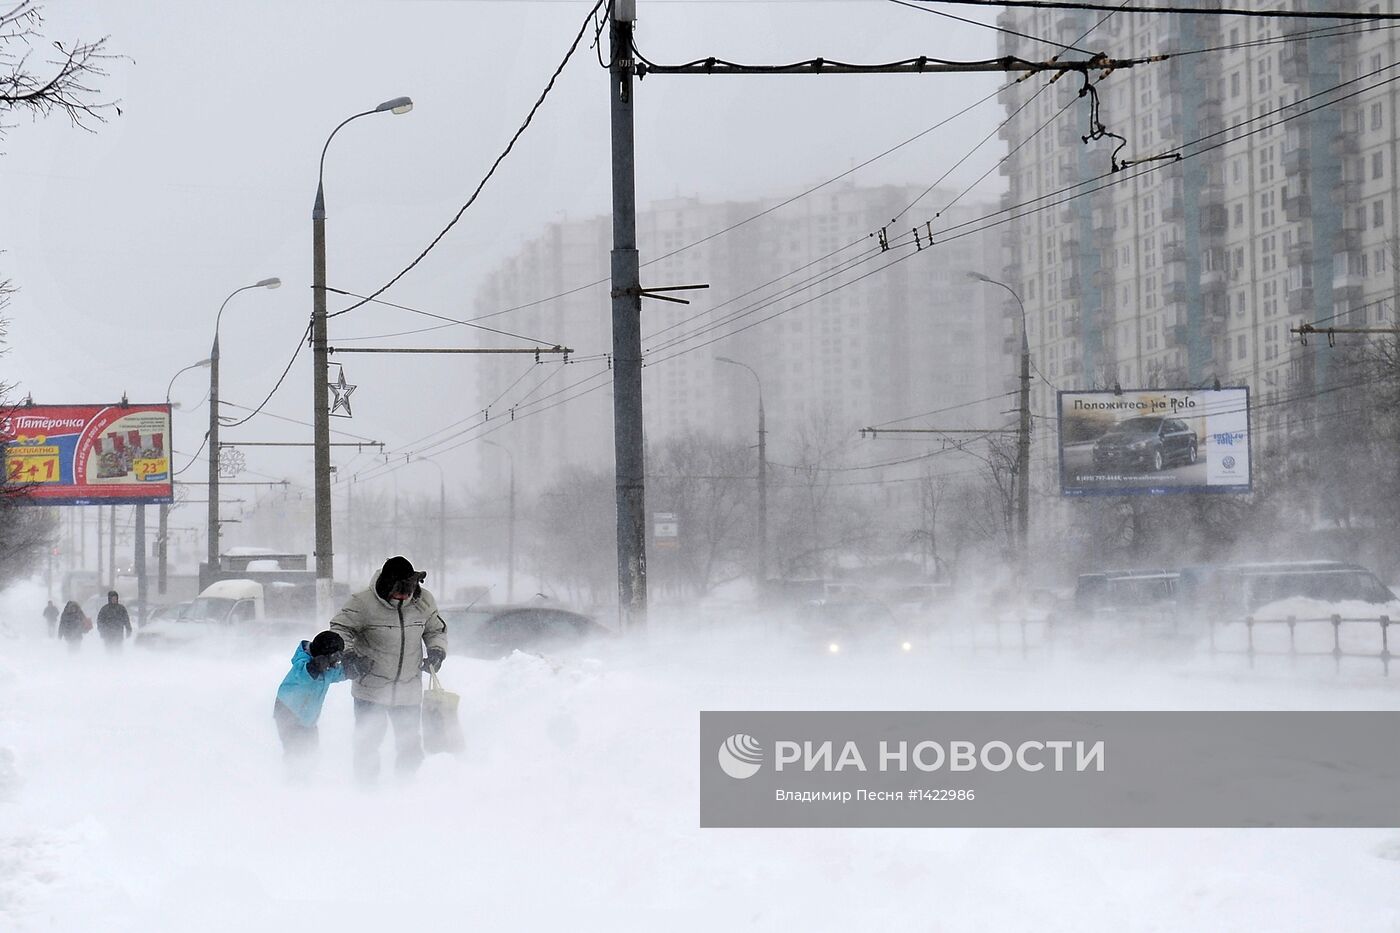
[3,580,1400,932]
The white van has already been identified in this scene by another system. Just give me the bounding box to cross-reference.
[186,579,265,625]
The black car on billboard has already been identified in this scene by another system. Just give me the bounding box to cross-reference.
[1091,416,1198,473]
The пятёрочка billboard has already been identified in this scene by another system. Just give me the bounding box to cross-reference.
[1,403,174,505]
[1057,388,1250,496]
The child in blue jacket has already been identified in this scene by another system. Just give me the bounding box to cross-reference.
[273,631,357,772]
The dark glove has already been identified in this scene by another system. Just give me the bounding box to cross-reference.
[420,646,445,674]
[341,653,372,680]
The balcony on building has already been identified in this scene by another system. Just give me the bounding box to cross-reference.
[1200,266,1225,290]
[1282,144,1311,175]
[1060,277,1082,300]
[1163,241,1187,266]
[1058,202,1079,225]
[1199,183,1225,206]
[1279,43,1309,83]
[1163,279,1189,305]
[1200,203,1228,233]
[1286,231,1313,267]
[1197,99,1224,138]
[1335,226,1362,253]
[1167,324,1189,349]
[1283,185,1311,223]
[1092,267,1115,289]
[1286,285,1315,317]
[1158,111,1182,141]
[1163,196,1185,223]
[1329,133,1359,157]
[1331,178,1361,205]
[1333,283,1365,309]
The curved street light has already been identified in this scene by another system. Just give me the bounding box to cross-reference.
[208,277,282,575]
[967,271,1031,569]
[165,357,211,405]
[311,96,414,618]
[714,355,767,588]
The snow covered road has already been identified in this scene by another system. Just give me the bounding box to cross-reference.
[3,591,1400,931]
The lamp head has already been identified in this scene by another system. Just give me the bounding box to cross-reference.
[966,271,994,284]
[376,96,414,115]
[256,277,282,290]
[714,355,737,365]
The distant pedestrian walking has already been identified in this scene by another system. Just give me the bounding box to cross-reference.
[95,591,132,653]
[57,600,88,652]
[42,600,58,638]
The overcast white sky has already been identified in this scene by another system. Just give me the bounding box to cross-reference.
[1,0,1011,501]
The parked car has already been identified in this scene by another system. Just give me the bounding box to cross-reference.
[437,603,611,659]
[145,601,193,624]
[1091,416,1198,473]
[1178,561,1398,618]
[1074,569,1178,613]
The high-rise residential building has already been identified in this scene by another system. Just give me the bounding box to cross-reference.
[471,184,1005,494]
[995,1,1400,526]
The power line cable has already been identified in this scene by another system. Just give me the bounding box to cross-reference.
[885,0,1095,56]
[325,287,565,347]
[327,0,608,322]
[218,321,312,429]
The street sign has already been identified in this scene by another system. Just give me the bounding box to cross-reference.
[654,511,679,550]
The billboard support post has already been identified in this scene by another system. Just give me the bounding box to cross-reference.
[134,504,147,626]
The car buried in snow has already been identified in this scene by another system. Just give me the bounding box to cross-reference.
[789,598,920,657]
[436,603,613,659]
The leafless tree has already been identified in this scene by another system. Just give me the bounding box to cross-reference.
[0,2,120,141]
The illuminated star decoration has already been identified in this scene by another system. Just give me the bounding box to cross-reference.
[329,366,357,419]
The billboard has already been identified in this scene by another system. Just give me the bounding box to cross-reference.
[1,403,174,505]
[1058,388,1250,497]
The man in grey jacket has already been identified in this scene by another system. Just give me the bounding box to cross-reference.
[330,556,448,783]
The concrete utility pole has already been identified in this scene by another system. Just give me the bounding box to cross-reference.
[311,96,413,622]
[610,0,647,630]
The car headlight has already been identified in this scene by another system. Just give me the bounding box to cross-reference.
[1131,440,1150,449]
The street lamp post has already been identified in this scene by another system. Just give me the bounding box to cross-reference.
[208,279,281,588]
[482,440,516,603]
[968,271,1031,568]
[312,95,413,620]
[715,356,767,590]
[164,357,211,595]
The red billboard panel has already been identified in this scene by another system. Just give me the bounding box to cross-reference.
[1,403,174,505]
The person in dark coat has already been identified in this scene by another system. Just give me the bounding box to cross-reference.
[57,600,87,651]
[95,591,132,652]
[42,600,58,637]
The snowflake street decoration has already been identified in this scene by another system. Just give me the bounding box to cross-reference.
[329,366,357,419]
[218,447,246,480]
